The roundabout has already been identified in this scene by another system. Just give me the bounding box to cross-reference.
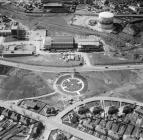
[55,73,88,96]
[62,78,84,93]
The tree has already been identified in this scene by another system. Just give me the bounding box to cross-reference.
[69,113,79,124]
[91,106,104,115]
[16,114,21,122]
[0,107,4,115]
[123,105,134,114]
[7,110,12,118]
[108,106,119,115]
[46,107,57,115]
[32,122,45,138]
[78,106,89,115]
[56,133,68,140]
[26,118,31,126]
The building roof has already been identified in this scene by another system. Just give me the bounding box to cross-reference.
[43,3,62,7]
[135,107,143,115]
[108,130,120,139]
[95,125,106,135]
[0,37,4,44]
[78,42,100,46]
[99,12,114,19]
[82,121,93,129]
[75,36,100,43]
[42,0,61,3]
[45,37,52,46]
[51,36,74,44]
[42,0,74,3]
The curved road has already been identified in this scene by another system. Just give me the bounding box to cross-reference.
[0,101,100,140]
[0,96,142,140]
[56,96,140,120]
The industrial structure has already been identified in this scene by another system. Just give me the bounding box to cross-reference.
[11,22,28,40]
[0,40,36,57]
[72,11,115,33]
[0,17,28,40]
[98,12,114,30]
[75,36,104,52]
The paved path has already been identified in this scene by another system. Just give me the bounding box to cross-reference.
[18,91,57,101]
[3,92,57,105]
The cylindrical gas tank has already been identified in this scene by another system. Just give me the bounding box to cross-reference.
[98,12,114,29]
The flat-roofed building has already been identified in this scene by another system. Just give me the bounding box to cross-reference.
[75,36,103,52]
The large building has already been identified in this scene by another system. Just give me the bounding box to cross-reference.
[44,36,75,51]
[41,0,77,12]
[75,36,104,52]
[44,35,104,52]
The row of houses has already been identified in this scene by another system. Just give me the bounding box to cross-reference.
[62,99,143,140]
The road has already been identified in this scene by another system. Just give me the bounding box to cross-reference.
[75,13,143,18]
[56,96,142,120]
[2,4,143,18]
[1,96,142,140]
[0,58,143,73]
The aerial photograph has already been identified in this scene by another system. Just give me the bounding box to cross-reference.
[1,0,143,140]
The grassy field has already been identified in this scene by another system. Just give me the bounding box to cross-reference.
[0,69,54,100]
[6,54,82,67]
[33,69,143,111]
[0,67,142,109]
[88,53,137,65]
[78,70,137,98]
